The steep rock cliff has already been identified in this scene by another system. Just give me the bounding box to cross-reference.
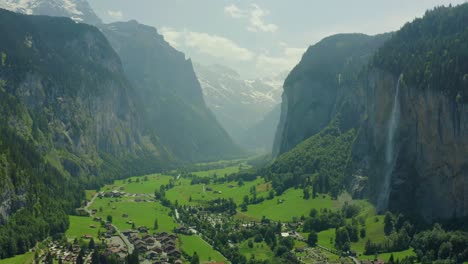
[354,4,468,221]
[100,21,242,162]
[273,33,390,156]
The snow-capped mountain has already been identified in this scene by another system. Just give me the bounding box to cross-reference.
[0,0,102,24]
[194,63,284,151]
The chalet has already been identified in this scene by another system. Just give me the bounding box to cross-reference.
[166,249,181,258]
[122,229,137,236]
[175,226,188,234]
[165,240,175,247]
[90,224,96,228]
[148,245,163,254]
[82,234,93,239]
[146,251,159,260]
[161,236,173,244]
[91,209,98,214]
[93,217,102,221]
[164,245,176,252]
[138,226,149,233]
[144,237,156,244]
[136,244,147,253]
[122,214,129,218]
[295,247,305,253]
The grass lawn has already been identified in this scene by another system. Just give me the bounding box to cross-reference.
[85,190,97,201]
[242,189,335,222]
[101,174,174,194]
[166,177,268,205]
[0,252,34,264]
[192,164,247,178]
[239,241,274,261]
[66,216,101,240]
[179,235,227,262]
[351,215,385,254]
[371,249,417,262]
[317,228,336,249]
[89,197,177,232]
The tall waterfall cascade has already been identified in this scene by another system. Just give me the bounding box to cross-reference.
[377,74,403,212]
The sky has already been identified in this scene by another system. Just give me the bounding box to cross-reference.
[89,0,467,79]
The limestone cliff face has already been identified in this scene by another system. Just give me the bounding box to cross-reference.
[100,21,242,162]
[0,9,167,181]
[359,70,468,221]
[273,33,390,156]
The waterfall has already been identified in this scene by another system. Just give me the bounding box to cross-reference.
[377,74,403,212]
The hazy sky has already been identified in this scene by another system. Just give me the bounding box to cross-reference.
[89,0,466,78]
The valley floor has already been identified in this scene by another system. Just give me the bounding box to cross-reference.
[1,160,418,264]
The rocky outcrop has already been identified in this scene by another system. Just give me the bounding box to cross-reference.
[100,21,242,162]
[0,9,170,182]
[356,70,468,221]
[273,33,390,156]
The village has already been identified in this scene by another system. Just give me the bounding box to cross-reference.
[34,178,390,264]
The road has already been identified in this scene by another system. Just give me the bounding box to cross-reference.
[83,193,134,254]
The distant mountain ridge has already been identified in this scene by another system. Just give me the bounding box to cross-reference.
[194,63,284,151]
[101,21,242,161]
[0,0,102,24]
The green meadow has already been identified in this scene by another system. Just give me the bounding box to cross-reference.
[179,235,227,262]
[73,167,419,263]
[192,164,248,177]
[238,241,274,261]
[89,197,177,232]
[166,177,268,205]
[66,216,102,240]
[242,189,335,222]
[0,253,34,264]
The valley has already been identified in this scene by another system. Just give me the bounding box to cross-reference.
[0,1,467,264]
[0,160,423,264]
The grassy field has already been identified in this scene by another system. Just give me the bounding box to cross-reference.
[89,197,177,232]
[371,249,417,262]
[238,241,274,261]
[66,216,102,240]
[166,177,268,205]
[317,228,336,249]
[242,189,335,222]
[85,190,97,201]
[179,235,227,262]
[0,253,34,264]
[192,165,246,177]
[100,174,174,194]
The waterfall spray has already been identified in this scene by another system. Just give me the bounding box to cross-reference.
[377,74,403,212]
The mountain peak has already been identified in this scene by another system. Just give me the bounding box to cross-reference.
[0,0,102,24]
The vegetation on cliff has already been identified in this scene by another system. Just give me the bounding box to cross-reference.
[373,3,468,103]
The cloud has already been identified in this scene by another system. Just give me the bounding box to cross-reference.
[225,3,278,33]
[224,4,245,18]
[185,32,254,61]
[159,28,254,62]
[160,27,182,47]
[247,4,278,33]
[256,46,305,75]
[107,10,123,20]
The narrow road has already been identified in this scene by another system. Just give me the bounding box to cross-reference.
[350,256,360,264]
[84,193,98,213]
[83,192,134,254]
